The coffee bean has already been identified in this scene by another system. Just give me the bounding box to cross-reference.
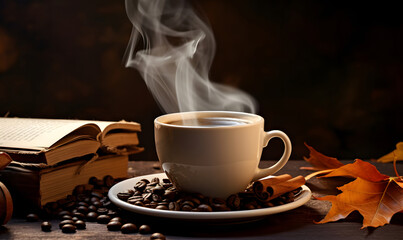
[117,192,132,201]
[127,196,143,204]
[180,204,193,211]
[134,180,147,192]
[143,192,153,201]
[86,212,98,222]
[77,206,88,214]
[97,214,111,224]
[197,204,213,212]
[107,221,122,231]
[227,194,241,210]
[163,190,176,200]
[96,207,108,215]
[73,212,85,219]
[134,201,145,207]
[121,223,137,234]
[138,224,152,234]
[169,202,179,211]
[150,177,160,184]
[58,210,71,218]
[243,203,256,210]
[151,232,166,240]
[140,178,150,184]
[103,175,114,188]
[152,186,165,195]
[41,221,52,232]
[61,224,76,233]
[75,220,86,230]
[78,201,89,207]
[61,215,73,220]
[89,176,98,185]
[152,193,162,202]
[88,205,97,212]
[156,205,168,210]
[133,190,142,196]
[90,196,100,203]
[59,220,75,229]
[26,213,39,222]
[73,185,85,195]
[92,201,102,208]
[182,200,195,208]
[91,191,103,199]
[110,217,122,222]
[102,200,112,208]
[107,210,118,218]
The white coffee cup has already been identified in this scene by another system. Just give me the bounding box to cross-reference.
[154,111,292,199]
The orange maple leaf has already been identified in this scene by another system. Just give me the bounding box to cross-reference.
[315,176,403,228]
[320,159,390,182]
[302,143,344,171]
[303,145,403,228]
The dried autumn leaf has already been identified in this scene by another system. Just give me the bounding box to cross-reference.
[377,142,403,163]
[304,146,403,228]
[320,159,389,182]
[315,177,403,228]
[302,143,344,171]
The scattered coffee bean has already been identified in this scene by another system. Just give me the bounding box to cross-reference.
[86,212,98,222]
[151,232,166,240]
[61,224,76,233]
[88,205,97,212]
[41,221,52,232]
[121,223,137,234]
[73,212,85,219]
[110,217,122,223]
[96,207,108,215]
[26,213,39,222]
[57,210,71,219]
[103,175,114,188]
[75,220,86,230]
[59,220,75,229]
[107,221,122,231]
[61,215,73,220]
[139,224,152,234]
[97,214,111,224]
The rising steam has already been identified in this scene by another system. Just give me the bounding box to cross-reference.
[124,0,257,113]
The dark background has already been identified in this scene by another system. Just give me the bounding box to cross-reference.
[0,0,401,161]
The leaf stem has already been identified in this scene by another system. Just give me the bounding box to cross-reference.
[305,169,334,181]
[393,151,400,178]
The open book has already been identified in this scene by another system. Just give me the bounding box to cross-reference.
[0,117,142,165]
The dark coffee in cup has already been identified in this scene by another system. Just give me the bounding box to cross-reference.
[167,117,250,127]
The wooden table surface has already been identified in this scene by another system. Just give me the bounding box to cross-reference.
[1,160,402,240]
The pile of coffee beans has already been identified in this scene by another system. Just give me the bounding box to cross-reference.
[117,177,300,212]
[25,175,166,239]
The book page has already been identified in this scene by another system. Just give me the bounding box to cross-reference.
[0,118,99,149]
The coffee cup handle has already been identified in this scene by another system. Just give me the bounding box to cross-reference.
[252,130,292,181]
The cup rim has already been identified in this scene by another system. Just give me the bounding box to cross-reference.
[154,111,263,129]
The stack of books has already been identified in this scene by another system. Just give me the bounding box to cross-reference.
[0,117,143,209]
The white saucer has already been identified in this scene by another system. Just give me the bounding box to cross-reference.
[108,173,311,223]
